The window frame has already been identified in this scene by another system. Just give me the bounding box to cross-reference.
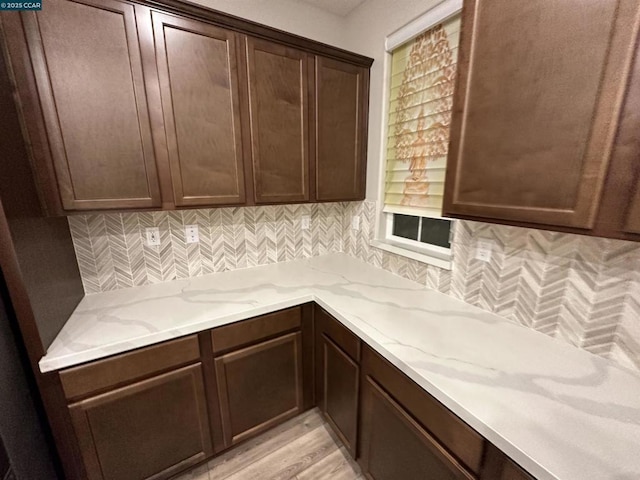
[374,0,462,271]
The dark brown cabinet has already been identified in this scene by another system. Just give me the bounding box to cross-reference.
[444,0,640,241]
[246,38,311,204]
[314,306,361,456]
[359,345,484,479]
[69,364,212,480]
[143,10,247,207]
[360,376,473,480]
[215,332,304,446]
[2,0,372,214]
[315,57,368,201]
[8,0,162,212]
[626,186,640,234]
[59,335,212,480]
[51,306,536,480]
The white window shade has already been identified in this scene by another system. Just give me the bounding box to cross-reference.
[383,14,461,219]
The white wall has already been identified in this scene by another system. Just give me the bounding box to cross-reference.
[188,0,348,47]
[344,0,443,201]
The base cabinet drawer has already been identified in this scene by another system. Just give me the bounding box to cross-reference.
[360,375,474,480]
[215,332,304,446]
[69,363,212,480]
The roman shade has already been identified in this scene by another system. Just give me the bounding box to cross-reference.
[383,14,461,218]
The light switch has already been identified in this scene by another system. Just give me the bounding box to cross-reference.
[352,216,360,230]
[185,225,199,244]
[475,238,494,262]
[301,215,310,230]
[145,227,161,246]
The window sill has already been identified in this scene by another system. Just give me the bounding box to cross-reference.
[371,240,452,270]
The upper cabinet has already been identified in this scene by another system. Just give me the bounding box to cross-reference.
[246,38,310,204]
[444,0,640,241]
[143,10,246,207]
[315,57,368,201]
[11,0,162,211]
[1,0,372,214]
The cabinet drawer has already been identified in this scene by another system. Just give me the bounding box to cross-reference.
[362,346,484,475]
[315,306,360,361]
[211,307,301,354]
[60,335,200,401]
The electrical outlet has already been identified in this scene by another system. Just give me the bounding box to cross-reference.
[185,225,199,244]
[475,238,494,262]
[352,216,360,230]
[301,215,310,230]
[145,227,161,246]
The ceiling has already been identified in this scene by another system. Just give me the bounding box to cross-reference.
[296,0,366,17]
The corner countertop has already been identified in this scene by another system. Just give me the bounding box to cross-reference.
[41,253,640,480]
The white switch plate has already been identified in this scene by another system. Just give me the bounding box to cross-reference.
[301,215,310,230]
[475,238,494,262]
[145,227,161,246]
[352,216,360,230]
[185,225,199,244]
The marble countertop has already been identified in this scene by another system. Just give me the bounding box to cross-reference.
[42,253,640,480]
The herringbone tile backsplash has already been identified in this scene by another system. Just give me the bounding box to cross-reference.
[68,203,343,294]
[69,201,640,372]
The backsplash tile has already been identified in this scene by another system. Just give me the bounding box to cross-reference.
[69,200,640,372]
[68,203,343,294]
[346,201,640,372]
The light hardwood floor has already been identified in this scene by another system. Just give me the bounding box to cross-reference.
[174,409,362,480]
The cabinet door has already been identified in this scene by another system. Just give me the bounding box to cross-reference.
[315,57,368,201]
[444,0,640,229]
[147,12,246,207]
[68,364,212,480]
[215,332,303,446]
[360,376,474,480]
[20,0,161,211]
[246,38,310,203]
[321,335,359,456]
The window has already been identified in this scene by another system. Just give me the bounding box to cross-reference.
[376,1,462,269]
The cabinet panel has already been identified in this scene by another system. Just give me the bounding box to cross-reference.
[361,346,484,474]
[445,0,640,229]
[215,332,303,446]
[20,0,161,211]
[315,57,367,201]
[211,307,301,354]
[60,335,199,401]
[314,305,360,362]
[360,376,474,480]
[322,336,359,456]
[69,363,212,480]
[149,12,246,207]
[624,184,640,234]
[246,37,310,203]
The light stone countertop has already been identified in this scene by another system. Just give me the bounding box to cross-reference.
[41,253,640,480]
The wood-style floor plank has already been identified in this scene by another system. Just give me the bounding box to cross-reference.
[173,409,361,480]
[222,423,336,480]
[295,446,362,480]
[207,409,324,479]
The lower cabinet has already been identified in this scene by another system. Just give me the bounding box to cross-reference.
[54,305,535,480]
[360,375,473,480]
[314,306,360,456]
[215,332,303,446]
[68,364,212,480]
[359,345,482,480]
